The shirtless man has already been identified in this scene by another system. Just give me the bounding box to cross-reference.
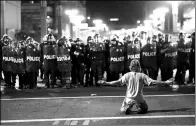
[98,59,173,114]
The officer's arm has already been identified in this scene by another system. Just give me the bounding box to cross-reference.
[160,48,169,53]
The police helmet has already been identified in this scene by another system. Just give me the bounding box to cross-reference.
[57,38,64,46]
[147,37,151,41]
[26,36,34,45]
[43,34,56,44]
[87,36,94,43]
[1,34,12,46]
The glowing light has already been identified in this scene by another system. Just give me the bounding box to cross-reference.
[137,20,141,24]
[87,16,90,20]
[153,7,169,16]
[65,9,78,16]
[93,19,103,25]
[110,18,119,21]
[70,15,85,25]
[149,14,155,19]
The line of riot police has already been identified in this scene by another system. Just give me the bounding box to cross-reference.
[1,31,195,89]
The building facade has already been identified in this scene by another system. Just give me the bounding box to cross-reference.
[1,1,21,39]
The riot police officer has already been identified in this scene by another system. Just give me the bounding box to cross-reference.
[188,32,195,84]
[84,36,93,87]
[125,36,142,73]
[157,33,165,80]
[70,38,86,87]
[175,33,191,85]
[12,39,26,89]
[1,35,14,88]
[107,36,124,81]
[25,37,40,89]
[0,37,2,81]
[89,34,106,86]
[141,37,158,80]
[56,36,72,89]
[41,34,57,88]
[160,34,176,81]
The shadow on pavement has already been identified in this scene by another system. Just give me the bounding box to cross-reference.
[147,108,194,113]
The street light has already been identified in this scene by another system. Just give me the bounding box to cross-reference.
[65,9,78,16]
[87,16,90,20]
[137,20,141,24]
[70,15,85,25]
[110,18,119,21]
[93,19,103,25]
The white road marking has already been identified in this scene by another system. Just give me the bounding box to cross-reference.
[52,120,60,125]
[64,120,71,125]
[1,94,195,101]
[82,120,90,125]
[70,120,78,125]
[1,115,195,123]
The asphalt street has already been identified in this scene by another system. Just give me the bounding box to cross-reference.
[1,77,195,125]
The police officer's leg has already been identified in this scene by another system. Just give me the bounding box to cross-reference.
[175,62,183,84]
[76,64,81,86]
[96,61,102,87]
[71,64,77,85]
[4,71,11,87]
[32,72,37,89]
[50,69,56,88]
[40,65,44,79]
[149,67,156,80]
[80,64,85,86]
[18,73,23,89]
[90,65,94,86]
[44,70,50,88]
[60,71,65,88]
[26,72,32,89]
[3,71,8,86]
[84,65,90,87]
[161,66,167,81]
[65,72,71,89]
[181,63,187,84]
[11,72,16,89]
[24,72,29,89]
[168,67,173,79]
[189,61,195,83]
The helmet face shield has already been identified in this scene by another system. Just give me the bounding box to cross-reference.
[2,35,12,46]
[43,34,56,44]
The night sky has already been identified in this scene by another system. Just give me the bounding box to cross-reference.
[86,1,147,27]
[86,1,173,29]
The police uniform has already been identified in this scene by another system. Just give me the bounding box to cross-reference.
[160,35,177,81]
[107,39,124,81]
[156,34,164,79]
[84,36,92,87]
[90,36,105,86]
[0,38,3,80]
[141,37,158,80]
[25,37,40,89]
[125,37,141,73]
[70,38,86,87]
[175,33,191,85]
[56,36,72,88]
[1,35,14,88]
[188,32,195,83]
[41,34,57,88]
